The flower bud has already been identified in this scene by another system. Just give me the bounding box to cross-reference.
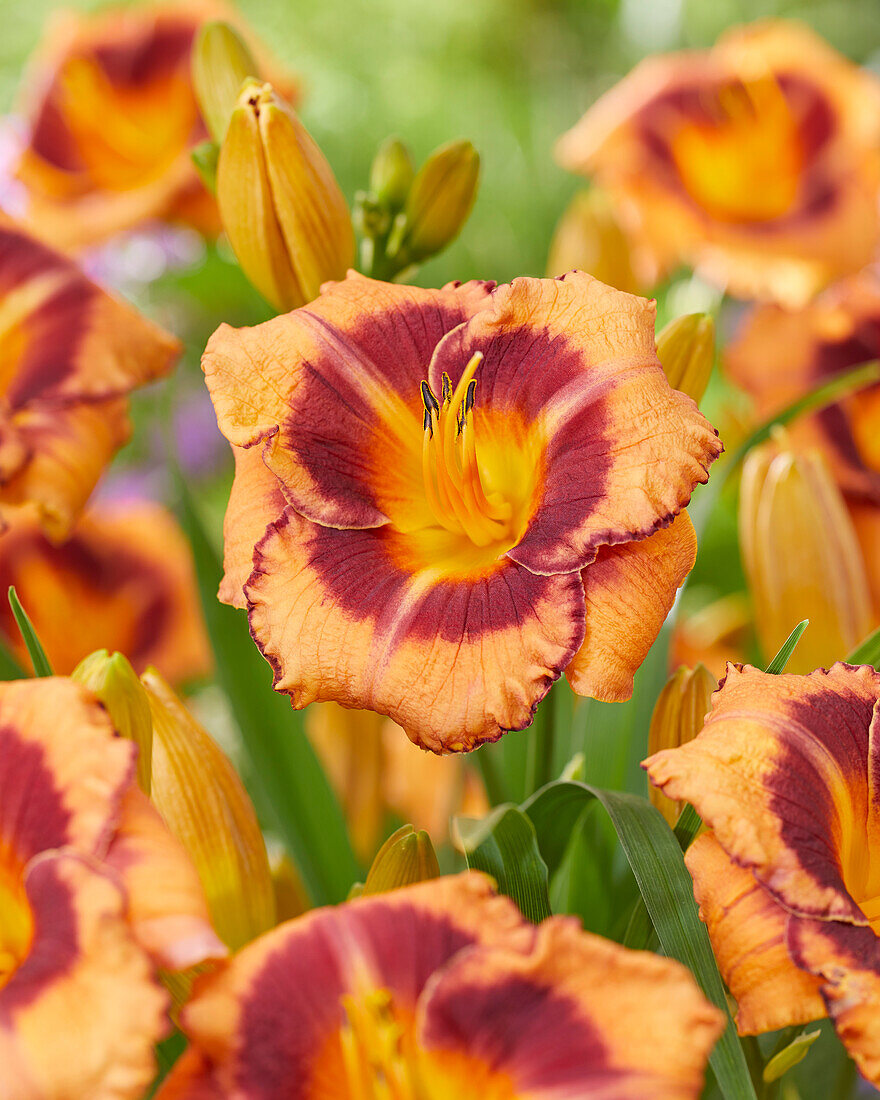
[362,824,440,896]
[370,136,414,213]
[546,189,640,294]
[648,664,716,826]
[217,81,355,312]
[192,21,259,144]
[395,140,479,265]
[656,313,715,405]
[739,436,872,673]
[140,667,275,950]
[72,649,152,794]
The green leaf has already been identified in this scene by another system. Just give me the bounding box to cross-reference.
[191,140,219,193]
[0,638,26,681]
[176,482,361,906]
[846,623,880,668]
[673,802,703,849]
[522,781,757,1100]
[764,620,809,675]
[8,587,52,677]
[763,1028,821,1084]
[458,804,552,923]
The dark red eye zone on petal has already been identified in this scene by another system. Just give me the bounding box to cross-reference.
[0,725,72,865]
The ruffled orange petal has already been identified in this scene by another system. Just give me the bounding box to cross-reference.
[0,501,211,682]
[427,272,720,575]
[417,917,723,1098]
[246,509,586,752]
[686,833,825,1035]
[154,1049,223,1100]
[104,786,227,972]
[566,510,697,701]
[645,662,880,924]
[219,443,287,609]
[0,853,167,1100]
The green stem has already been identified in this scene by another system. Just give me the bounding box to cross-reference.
[525,687,557,795]
[474,746,506,807]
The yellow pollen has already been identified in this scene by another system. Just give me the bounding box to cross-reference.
[339,987,425,1100]
[420,352,512,547]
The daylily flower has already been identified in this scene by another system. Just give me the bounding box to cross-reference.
[645,663,880,1084]
[11,1,292,250]
[556,21,880,305]
[204,271,720,752]
[0,676,225,1098]
[0,213,180,539]
[0,501,211,682]
[157,872,723,1098]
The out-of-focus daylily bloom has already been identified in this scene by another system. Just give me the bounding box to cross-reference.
[556,21,880,305]
[0,676,225,1098]
[0,214,180,538]
[669,592,750,680]
[307,702,487,860]
[546,188,642,294]
[11,1,291,250]
[0,500,211,681]
[157,872,723,1099]
[204,271,721,752]
[646,663,880,1083]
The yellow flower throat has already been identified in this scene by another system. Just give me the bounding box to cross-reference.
[420,352,513,548]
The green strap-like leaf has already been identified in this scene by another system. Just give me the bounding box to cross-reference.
[8,587,52,677]
[458,805,552,923]
[846,624,880,668]
[764,620,809,674]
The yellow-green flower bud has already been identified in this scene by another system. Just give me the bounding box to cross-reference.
[648,664,716,826]
[192,21,260,144]
[656,313,715,406]
[370,136,414,213]
[141,668,276,950]
[362,824,440,896]
[739,436,872,673]
[72,649,152,794]
[217,81,355,313]
[397,140,479,264]
[546,189,640,294]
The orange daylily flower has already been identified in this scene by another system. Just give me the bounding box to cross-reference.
[204,271,721,752]
[556,21,880,305]
[12,1,292,250]
[0,676,225,1098]
[645,663,880,1083]
[157,872,723,1099]
[0,214,180,539]
[0,501,211,682]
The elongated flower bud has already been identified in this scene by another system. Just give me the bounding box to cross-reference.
[370,136,414,213]
[72,649,153,794]
[192,21,259,144]
[396,140,479,264]
[217,81,355,312]
[740,437,872,673]
[141,668,275,950]
[546,189,640,294]
[648,664,716,826]
[656,313,715,405]
[362,824,440,896]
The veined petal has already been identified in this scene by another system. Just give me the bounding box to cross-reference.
[686,833,825,1035]
[427,272,720,575]
[246,509,586,752]
[104,787,227,972]
[566,510,697,701]
[219,443,287,609]
[202,274,494,530]
[645,662,880,924]
[0,678,133,865]
[0,501,211,683]
[417,917,723,1099]
[0,853,167,1100]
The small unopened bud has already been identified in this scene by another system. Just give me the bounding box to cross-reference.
[72,649,152,794]
[740,436,872,673]
[370,137,414,213]
[648,664,716,826]
[656,313,715,405]
[192,21,260,144]
[141,668,275,950]
[546,189,640,294]
[362,824,440,896]
[395,140,479,265]
[217,81,355,312]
